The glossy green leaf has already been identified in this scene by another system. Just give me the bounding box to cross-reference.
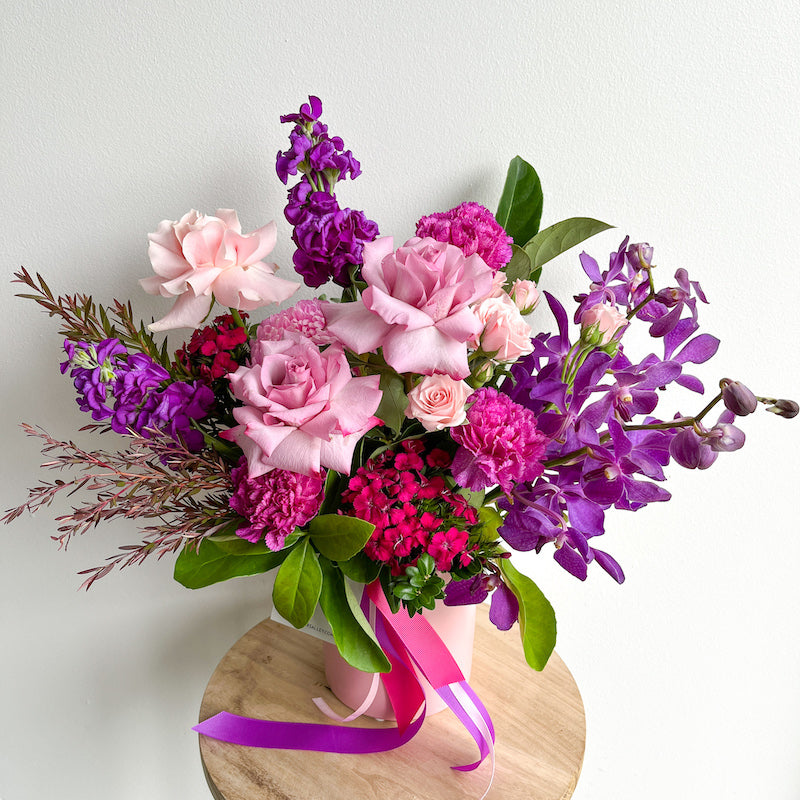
[502,244,532,288]
[498,558,556,671]
[309,514,375,562]
[173,536,290,589]
[338,551,383,583]
[272,538,322,628]
[318,557,391,672]
[523,217,614,284]
[496,156,544,246]
[375,372,408,434]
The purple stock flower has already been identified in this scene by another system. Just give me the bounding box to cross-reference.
[61,338,128,420]
[110,354,170,435]
[278,97,378,288]
[139,381,215,451]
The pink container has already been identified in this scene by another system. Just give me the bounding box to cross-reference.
[323,601,477,719]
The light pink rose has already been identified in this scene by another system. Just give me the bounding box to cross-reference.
[141,209,299,331]
[322,236,494,379]
[405,374,474,432]
[580,302,628,345]
[471,294,534,362]
[510,279,540,315]
[222,332,382,477]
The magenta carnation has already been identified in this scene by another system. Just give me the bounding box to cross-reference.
[256,299,335,346]
[450,388,548,493]
[415,202,513,273]
[229,459,324,550]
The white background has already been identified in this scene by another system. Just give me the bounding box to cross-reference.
[1,2,799,798]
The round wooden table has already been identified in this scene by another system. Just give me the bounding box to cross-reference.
[199,606,585,800]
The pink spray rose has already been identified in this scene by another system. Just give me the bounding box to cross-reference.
[322,236,494,379]
[471,294,534,362]
[580,302,628,345]
[141,209,299,331]
[222,332,382,477]
[405,374,474,432]
[509,279,540,315]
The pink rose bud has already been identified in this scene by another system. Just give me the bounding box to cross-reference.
[405,374,473,432]
[472,295,534,362]
[510,279,540,315]
[580,302,628,346]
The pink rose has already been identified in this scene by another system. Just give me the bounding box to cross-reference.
[141,209,299,331]
[322,236,494,379]
[223,332,382,477]
[472,294,534,362]
[510,279,540,315]
[580,302,628,345]
[405,374,474,431]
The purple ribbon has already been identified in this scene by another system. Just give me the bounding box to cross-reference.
[195,583,495,790]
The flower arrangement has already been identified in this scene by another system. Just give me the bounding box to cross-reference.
[5,95,796,681]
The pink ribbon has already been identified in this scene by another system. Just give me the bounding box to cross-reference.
[195,583,495,791]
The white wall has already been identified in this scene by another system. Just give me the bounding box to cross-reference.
[1,2,798,798]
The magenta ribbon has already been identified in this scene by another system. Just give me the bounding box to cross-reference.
[195,582,495,780]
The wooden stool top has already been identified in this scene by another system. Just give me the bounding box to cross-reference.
[199,604,585,800]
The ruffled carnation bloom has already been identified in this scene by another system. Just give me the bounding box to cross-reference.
[228,458,324,550]
[323,236,494,379]
[471,294,534,362]
[415,202,513,272]
[223,332,382,477]
[257,298,335,346]
[140,209,299,331]
[451,388,549,493]
[405,374,473,431]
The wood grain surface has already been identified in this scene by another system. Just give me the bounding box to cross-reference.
[198,605,585,799]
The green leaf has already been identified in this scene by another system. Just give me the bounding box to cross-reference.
[502,244,533,288]
[272,538,323,628]
[309,514,375,562]
[498,558,556,671]
[338,551,383,583]
[375,372,408,434]
[317,558,391,672]
[496,156,544,246]
[476,505,504,543]
[523,217,614,284]
[173,535,290,590]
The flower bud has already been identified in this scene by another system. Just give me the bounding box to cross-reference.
[721,380,758,416]
[580,303,627,347]
[509,279,540,315]
[472,359,494,385]
[669,427,718,470]
[766,398,799,419]
[707,423,746,452]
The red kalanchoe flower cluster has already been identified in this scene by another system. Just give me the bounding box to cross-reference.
[341,441,478,574]
[175,313,250,384]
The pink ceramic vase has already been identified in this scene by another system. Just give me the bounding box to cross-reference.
[323,601,477,719]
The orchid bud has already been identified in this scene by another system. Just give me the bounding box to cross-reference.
[669,427,718,470]
[721,379,758,416]
[765,398,799,419]
[707,423,746,452]
[627,242,654,269]
[510,279,540,315]
[579,303,627,346]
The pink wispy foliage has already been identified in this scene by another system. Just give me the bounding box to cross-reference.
[1,424,237,589]
[322,236,494,379]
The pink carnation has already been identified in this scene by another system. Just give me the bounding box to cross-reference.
[257,299,335,346]
[229,459,324,550]
[450,388,548,493]
[415,202,513,273]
